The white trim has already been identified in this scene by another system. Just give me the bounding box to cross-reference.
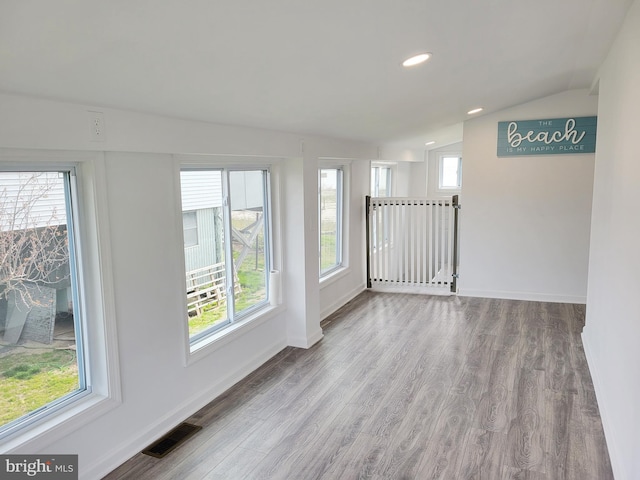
[318,158,352,168]
[319,266,351,287]
[287,328,324,349]
[83,155,122,402]
[174,155,283,363]
[341,163,351,271]
[581,331,622,480]
[458,288,587,304]
[370,162,396,198]
[370,284,452,296]
[0,149,121,452]
[174,153,284,168]
[370,161,397,166]
[172,158,193,365]
[187,304,285,365]
[318,165,346,278]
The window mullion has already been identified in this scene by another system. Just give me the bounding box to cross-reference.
[336,169,343,266]
[221,170,236,322]
[262,170,272,286]
[64,170,87,390]
[318,170,322,266]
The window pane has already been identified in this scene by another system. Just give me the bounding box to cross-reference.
[379,167,391,197]
[441,156,461,188]
[319,168,341,275]
[0,171,84,431]
[183,211,198,248]
[180,170,228,337]
[229,170,268,315]
[371,166,392,197]
[371,167,377,196]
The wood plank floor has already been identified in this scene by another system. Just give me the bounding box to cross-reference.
[104,292,613,480]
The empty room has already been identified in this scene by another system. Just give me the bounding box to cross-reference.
[0,1,639,479]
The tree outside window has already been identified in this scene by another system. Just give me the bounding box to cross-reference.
[0,171,84,432]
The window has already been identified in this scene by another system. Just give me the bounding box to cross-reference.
[371,165,392,197]
[182,211,198,247]
[0,154,118,450]
[439,155,462,190]
[0,169,86,436]
[319,168,343,276]
[180,168,270,344]
[370,165,394,248]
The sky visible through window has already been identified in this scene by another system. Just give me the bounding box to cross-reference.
[441,156,461,189]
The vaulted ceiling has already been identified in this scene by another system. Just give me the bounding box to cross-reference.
[0,0,633,149]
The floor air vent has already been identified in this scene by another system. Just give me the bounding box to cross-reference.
[141,422,202,458]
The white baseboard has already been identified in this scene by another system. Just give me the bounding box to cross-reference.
[287,328,324,349]
[320,283,366,320]
[86,338,287,480]
[458,288,587,304]
[582,330,624,480]
[370,285,452,296]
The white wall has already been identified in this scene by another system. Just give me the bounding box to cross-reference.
[0,92,376,478]
[583,1,640,478]
[408,159,428,197]
[459,90,598,303]
[393,161,412,197]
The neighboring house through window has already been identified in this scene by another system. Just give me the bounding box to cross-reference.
[180,168,271,347]
[182,211,198,248]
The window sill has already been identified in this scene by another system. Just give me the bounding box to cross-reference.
[319,266,351,288]
[187,303,285,365]
[1,391,120,453]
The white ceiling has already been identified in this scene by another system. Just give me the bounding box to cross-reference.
[0,0,633,149]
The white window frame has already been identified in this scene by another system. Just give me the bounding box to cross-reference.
[437,154,462,192]
[175,156,281,361]
[0,149,121,453]
[318,162,349,280]
[370,163,394,197]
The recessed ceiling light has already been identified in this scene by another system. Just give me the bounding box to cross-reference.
[402,53,431,67]
[467,107,484,115]
[425,141,436,146]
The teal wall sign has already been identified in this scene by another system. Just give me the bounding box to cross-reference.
[497,116,597,156]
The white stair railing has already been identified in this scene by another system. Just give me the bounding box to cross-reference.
[366,196,459,294]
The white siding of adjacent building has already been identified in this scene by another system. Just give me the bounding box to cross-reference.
[183,207,221,273]
[0,171,67,231]
[180,170,223,211]
[230,170,265,211]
